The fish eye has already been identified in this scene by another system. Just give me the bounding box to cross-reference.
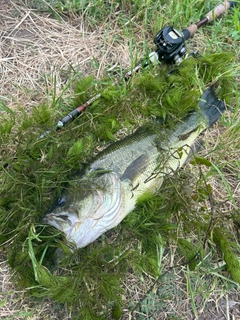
[56,195,67,207]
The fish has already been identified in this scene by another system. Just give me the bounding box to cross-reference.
[43,86,225,249]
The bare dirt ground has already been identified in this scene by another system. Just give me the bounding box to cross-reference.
[0,1,240,319]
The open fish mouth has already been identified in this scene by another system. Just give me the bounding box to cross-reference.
[44,172,125,248]
[44,209,79,229]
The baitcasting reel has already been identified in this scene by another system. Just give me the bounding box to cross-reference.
[154,26,188,64]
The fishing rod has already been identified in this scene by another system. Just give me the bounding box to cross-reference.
[39,1,238,137]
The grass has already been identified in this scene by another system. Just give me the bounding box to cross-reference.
[0,0,240,319]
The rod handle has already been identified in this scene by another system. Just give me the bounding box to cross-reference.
[183,1,235,38]
[205,1,231,22]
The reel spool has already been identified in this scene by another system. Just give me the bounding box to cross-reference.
[154,26,187,64]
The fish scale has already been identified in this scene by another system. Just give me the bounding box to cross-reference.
[43,86,225,249]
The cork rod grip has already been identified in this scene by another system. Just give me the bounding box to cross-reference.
[185,24,198,38]
[206,1,231,22]
[184,1,233,38]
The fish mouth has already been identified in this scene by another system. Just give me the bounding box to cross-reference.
[43,209,79,230]
[44,213,71,225]
[73,173,124,248]
[43,172,125,248]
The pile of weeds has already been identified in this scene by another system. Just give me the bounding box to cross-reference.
[1,49,239,319]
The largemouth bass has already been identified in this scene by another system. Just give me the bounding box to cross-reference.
[44,86,225,248]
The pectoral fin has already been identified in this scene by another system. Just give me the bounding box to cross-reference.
[121,154,149,184]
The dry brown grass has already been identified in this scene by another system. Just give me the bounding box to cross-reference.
[0,2,131,319]
[0,0,132,112]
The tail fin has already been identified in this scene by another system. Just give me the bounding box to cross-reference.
[199,86,225,127]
